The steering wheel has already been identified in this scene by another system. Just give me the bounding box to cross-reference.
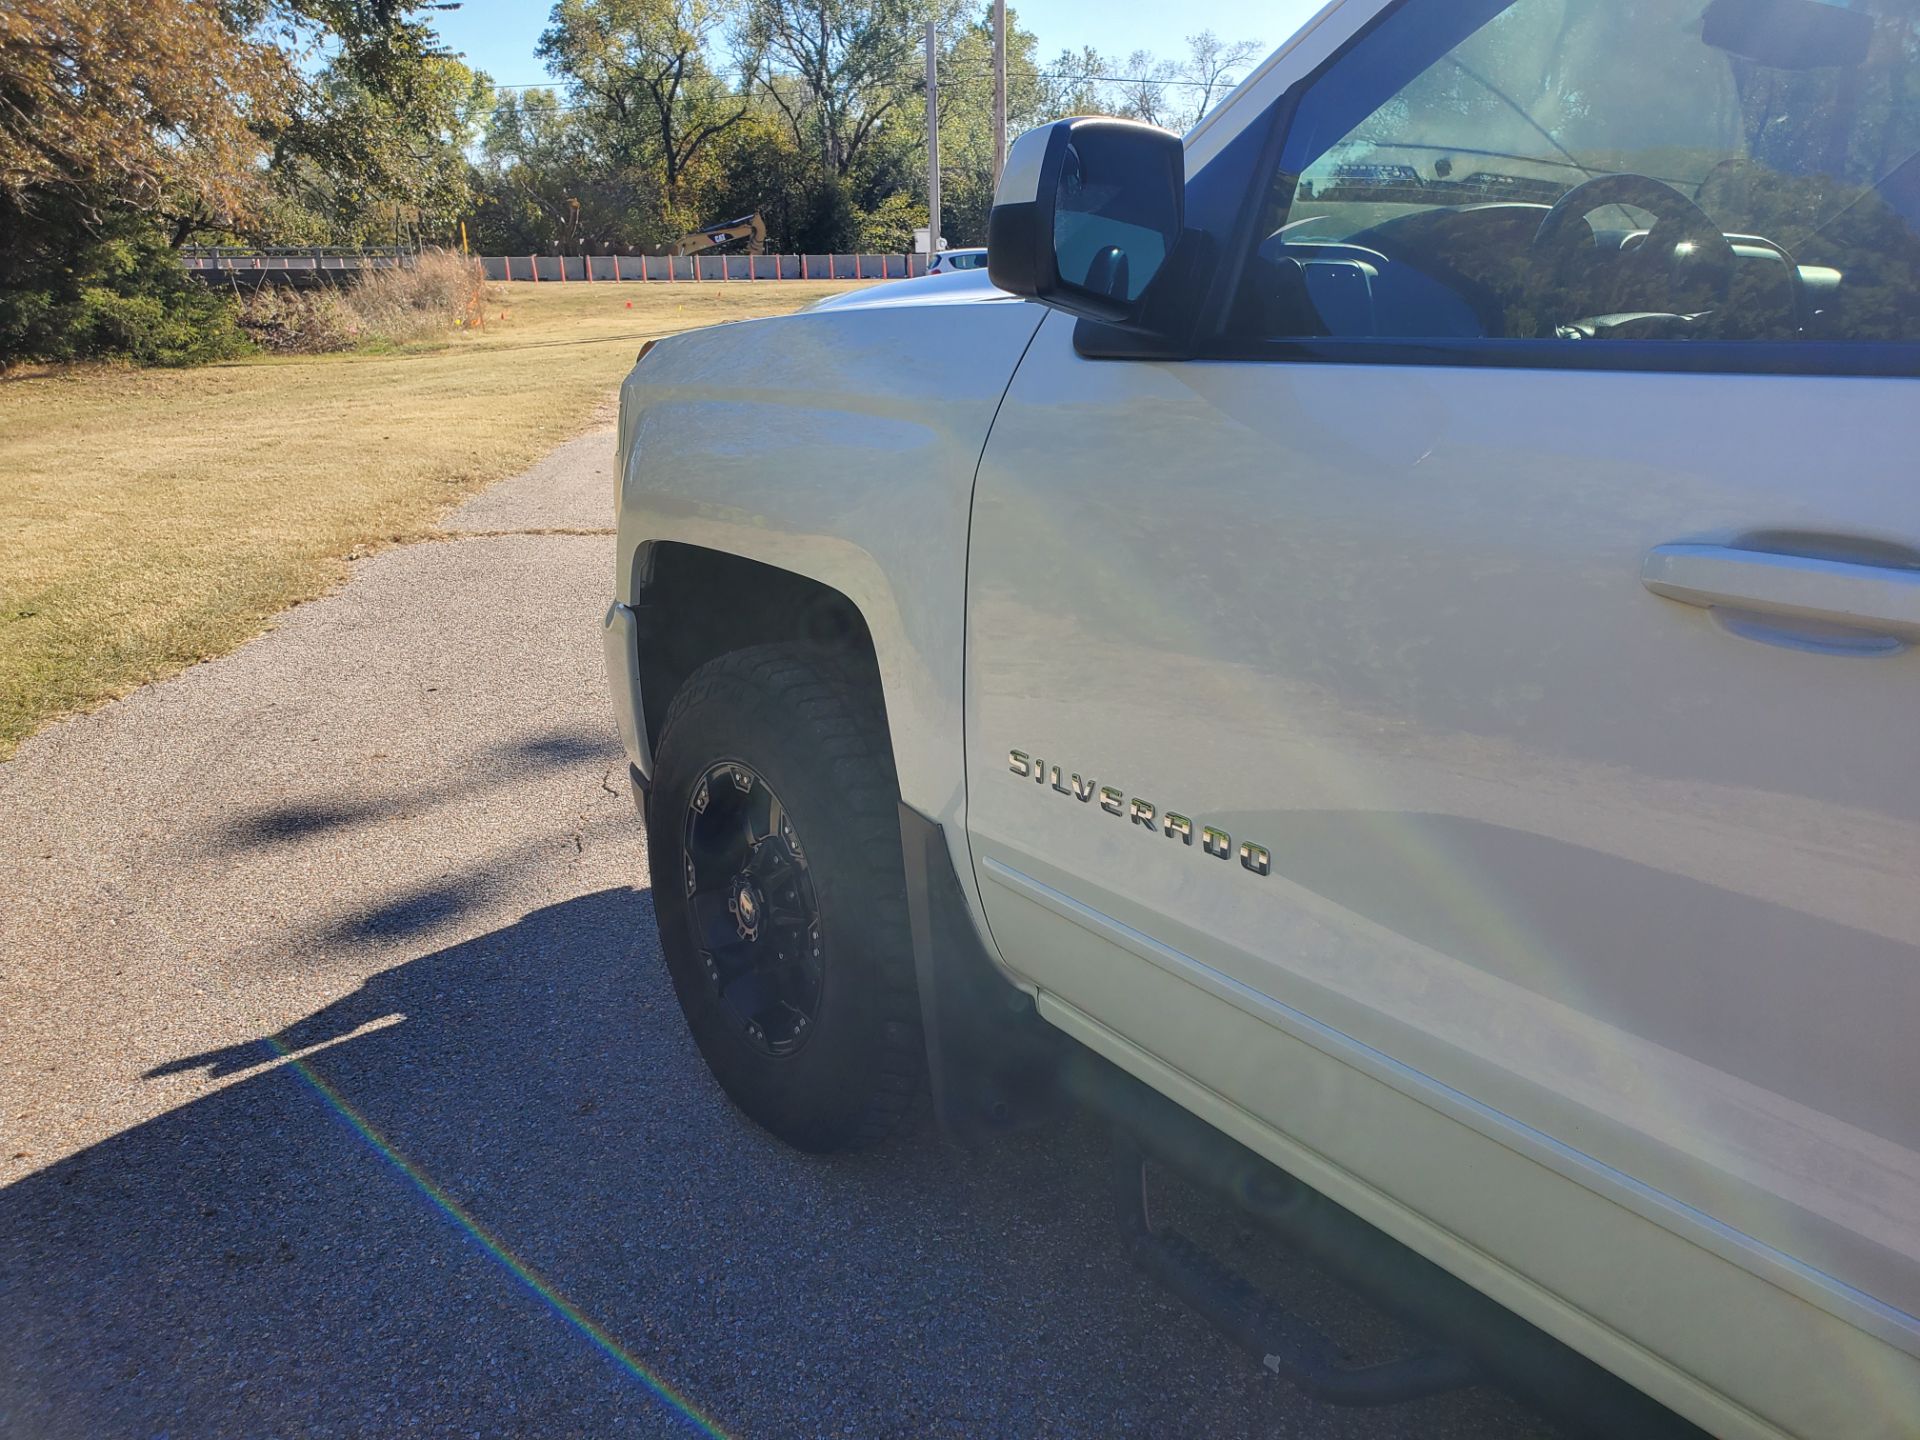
[1529,173,1737,328]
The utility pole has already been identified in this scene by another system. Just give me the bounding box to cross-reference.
[925,21,941,263]
[992,0,1007,183]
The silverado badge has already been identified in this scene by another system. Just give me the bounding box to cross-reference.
[1007,750,1271,877]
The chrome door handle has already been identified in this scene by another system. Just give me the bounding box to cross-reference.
[1642,543,1920,640]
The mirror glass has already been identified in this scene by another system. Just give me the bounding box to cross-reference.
[1051,131,1179,304]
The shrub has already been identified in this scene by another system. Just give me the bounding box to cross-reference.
[2,226,490,367]
[0,212,251,368]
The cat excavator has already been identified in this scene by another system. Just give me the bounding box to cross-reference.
[659,212,766,258]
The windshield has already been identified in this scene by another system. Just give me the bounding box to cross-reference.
[1249,0,1920,346]
[1287,0,1920,263]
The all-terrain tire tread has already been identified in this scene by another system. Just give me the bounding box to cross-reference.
[654,643,923,1150]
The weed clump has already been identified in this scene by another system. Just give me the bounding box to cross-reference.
[235,285,361,353]
[338,249,489,344]
[238,250,488,354]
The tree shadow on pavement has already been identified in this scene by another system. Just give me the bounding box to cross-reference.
[0,888,1557,1440]
[214,725,622,855]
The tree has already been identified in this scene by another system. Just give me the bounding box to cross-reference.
[736,0,928,178]
[538,0,748,215]
[698,105,868,251]
[2,0,495,363]
[1,0,289,232]
[1106,49,1180,129]
[485,2,1266,261]
[1040,46,1108,119]
[0,0,291,364]
[473,86,662,252]
[265,53,489,247]
[1176,30,1262,125]
[250,0,498,246]
[1098,32,1261,132]
[917,3,1048,244]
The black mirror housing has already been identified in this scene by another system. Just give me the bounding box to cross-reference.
[988,117,1185,327]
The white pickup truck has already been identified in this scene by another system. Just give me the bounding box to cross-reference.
[604,1,1920,1434]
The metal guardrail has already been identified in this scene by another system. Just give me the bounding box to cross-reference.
[182,249,408,274]
[182,246,408,257]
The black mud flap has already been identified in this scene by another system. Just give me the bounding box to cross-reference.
[896,803,1064,1143]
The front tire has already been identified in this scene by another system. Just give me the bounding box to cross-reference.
[647,644,922,1152]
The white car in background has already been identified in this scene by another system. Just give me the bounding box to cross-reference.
[925,247,988,274]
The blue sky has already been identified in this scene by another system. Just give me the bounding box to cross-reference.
[430,0,1327,92]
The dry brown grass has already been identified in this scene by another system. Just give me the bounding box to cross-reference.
[340,248,490,344]
[236,285,364,354]
[0,278,870,757]
[241,250,490,353]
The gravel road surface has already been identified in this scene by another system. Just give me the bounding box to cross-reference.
[0,425,1562,1439]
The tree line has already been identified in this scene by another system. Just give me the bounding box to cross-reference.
[481,0,1261,256]
[0,0,1258,363]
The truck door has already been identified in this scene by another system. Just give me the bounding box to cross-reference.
[963,0,1920,1424]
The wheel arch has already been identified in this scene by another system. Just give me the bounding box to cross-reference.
[630,542,884,777]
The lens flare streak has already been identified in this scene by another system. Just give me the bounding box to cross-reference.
[263,1035,730,1439]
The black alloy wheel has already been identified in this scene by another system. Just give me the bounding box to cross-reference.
[681,760,824,1056]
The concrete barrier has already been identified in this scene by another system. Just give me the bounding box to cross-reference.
[205,250,931,286]
[481,253,921,282]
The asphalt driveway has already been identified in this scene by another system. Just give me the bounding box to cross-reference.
[0,426,1561,1439]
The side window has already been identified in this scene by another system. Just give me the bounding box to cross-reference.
[1231,0,1920,352]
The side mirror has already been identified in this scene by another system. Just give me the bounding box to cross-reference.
[987,117,1185,326]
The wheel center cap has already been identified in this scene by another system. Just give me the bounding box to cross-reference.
[732,879,761,938]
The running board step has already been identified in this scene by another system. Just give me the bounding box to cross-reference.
[1113,1135,1479,1407]
[1073,1051,1706,1438]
